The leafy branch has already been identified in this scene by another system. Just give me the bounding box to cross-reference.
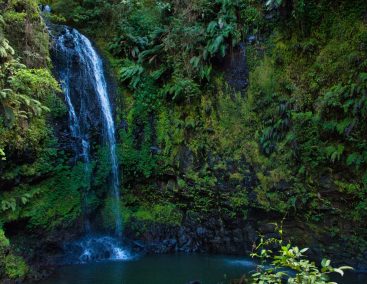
[251,223,353,284]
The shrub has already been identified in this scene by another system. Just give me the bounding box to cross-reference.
[251,224,353,284]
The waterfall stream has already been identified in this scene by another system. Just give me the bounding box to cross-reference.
[74,32,123,237]
[52,26,127,262]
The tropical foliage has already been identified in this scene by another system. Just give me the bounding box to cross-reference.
[1,0,367,281]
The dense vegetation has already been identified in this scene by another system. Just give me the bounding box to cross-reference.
[0,0,62,279]
[0,0,366,282]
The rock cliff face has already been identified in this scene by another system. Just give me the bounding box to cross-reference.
[220,42,249,92]
[125,215,257,255]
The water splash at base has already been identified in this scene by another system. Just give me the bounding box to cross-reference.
[65,236,133,264]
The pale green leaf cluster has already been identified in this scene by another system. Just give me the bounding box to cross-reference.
[251,224,353,284]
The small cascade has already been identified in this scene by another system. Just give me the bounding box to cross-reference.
[51,25,128,262]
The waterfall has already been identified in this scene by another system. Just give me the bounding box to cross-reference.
[51,26,128,262]
[53,27,122,236]
[73,32,123,237]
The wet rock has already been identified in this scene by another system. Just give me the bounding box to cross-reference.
[61,32,76,49]
[258,223,276,234]
[221,42,248,92]
[146,240,177,254]
[247,35,256,44]
[133,240,145,249]
[178,229,192,252]
[319,175,332,189]
[196,227,207,237]
[40,4,52,13]
[179,146,194,173]
[150,146,161,154]
[244,224,257,243]
[233,228,244,243]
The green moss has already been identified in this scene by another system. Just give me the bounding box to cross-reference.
[229,173,244,182]
[4,255,28,280]
[102,198,182,230]
[3,0,50,67]
[0,228,28,280]
[0,165,87,230]
[242,2,367,238]
[3,11,27,24]
[0,229,9,251]
[133,204,183,225]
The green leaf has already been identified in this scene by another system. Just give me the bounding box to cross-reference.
[338,266,354,270]
[333,268,344,276]
[321,259,331,267]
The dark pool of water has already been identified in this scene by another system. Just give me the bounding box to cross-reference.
[38,254,367,284]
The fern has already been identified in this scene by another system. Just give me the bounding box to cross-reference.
[0,15,14,60]
[138,44,163,64]
[325,144,345,162]
[119,61,144,89]
[1,198,16,212]
[150,67,166,81]
[0,38,14,59]
[346,152,364,169]
[162,77,200,102]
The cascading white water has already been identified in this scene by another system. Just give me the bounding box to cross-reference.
[77,236,131,263]
[73,32,123,237]
[54,27,122,237]
[51,26,128,262]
